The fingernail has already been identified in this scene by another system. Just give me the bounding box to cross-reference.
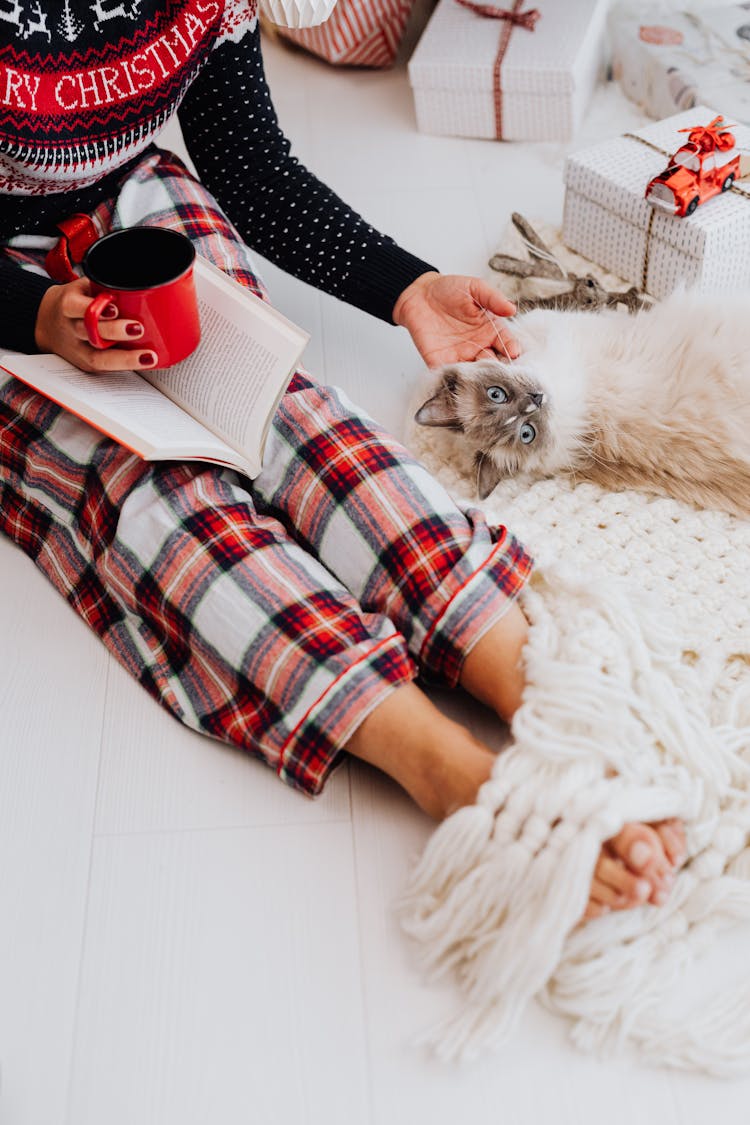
[102,304,118,319]
[635,878,651,900]
[139,352,157,367]
[126,322,144,338]
[629,841,651,869]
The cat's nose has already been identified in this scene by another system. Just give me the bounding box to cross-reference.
[525,392,545,411]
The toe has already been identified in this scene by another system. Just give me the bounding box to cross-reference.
[607,823,675,904]
[654,818,686,867]
[593,854,651,907]
[582,899,610,921]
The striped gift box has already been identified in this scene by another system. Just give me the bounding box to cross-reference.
[562,105,750,298]
[272,0,417,66]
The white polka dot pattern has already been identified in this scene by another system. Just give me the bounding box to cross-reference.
[562,105,750,297]
[178,20,434,320]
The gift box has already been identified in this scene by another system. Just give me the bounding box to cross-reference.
[611,5,750,125]
[407,0,609,141]
[271,0,416,65]
[562,106,750,299]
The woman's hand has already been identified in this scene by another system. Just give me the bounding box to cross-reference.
[34,278,157,372]
[393,271,520,368]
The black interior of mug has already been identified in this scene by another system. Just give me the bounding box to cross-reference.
[83,227,196,289]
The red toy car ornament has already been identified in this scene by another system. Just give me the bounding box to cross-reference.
[645,115,741,218]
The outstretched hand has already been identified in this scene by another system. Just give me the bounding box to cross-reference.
[393,271,520,368]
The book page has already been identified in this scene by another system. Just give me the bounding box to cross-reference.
[145,257,309,476]
[0,355,252,473]
[1,258,307,480]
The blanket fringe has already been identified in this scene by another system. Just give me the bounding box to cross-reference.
[401,565,750,1070]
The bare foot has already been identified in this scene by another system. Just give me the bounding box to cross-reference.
[343,683,689,926]
[583,818,687,921]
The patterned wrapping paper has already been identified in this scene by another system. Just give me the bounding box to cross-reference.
[270,0,416,65]
[562,105,750,298]
[611,5,750,125]
[407,0,609,141]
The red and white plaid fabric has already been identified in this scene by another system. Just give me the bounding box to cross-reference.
[1,148,533,796]
[275,0,415,66]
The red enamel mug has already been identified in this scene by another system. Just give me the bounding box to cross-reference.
[83,226,200,369]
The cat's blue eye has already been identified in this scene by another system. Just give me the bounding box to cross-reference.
[487,386,508,404]
[520,423,536,444]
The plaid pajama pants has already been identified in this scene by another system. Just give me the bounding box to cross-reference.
[0,148,533,795]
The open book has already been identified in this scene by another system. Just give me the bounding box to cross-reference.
[0,256,309,479]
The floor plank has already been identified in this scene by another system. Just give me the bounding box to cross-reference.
[0,538,107,1125]
[66,822,370,1125]
[94,656,351,836]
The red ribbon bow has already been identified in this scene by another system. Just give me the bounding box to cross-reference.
[453,0,542,139]
[45,213,99,283]
[454,0,541,31]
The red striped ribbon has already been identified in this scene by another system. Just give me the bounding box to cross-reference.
[454,0,541,139]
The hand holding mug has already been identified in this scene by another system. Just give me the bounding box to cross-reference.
[35,226,201,374]
[35,276,160,374]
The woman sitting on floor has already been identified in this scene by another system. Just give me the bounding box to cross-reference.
[0,0,684,919]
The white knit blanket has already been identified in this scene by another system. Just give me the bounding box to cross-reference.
[400,243,750,1076]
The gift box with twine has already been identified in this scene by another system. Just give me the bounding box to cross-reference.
[562,105,750,299]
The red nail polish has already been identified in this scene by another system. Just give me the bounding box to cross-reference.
[126,323,144,337]
[102,304,118,320]
[139,352,156,367]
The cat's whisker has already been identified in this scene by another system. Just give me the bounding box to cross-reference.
[468,288,514,363]
[566,438,613,472]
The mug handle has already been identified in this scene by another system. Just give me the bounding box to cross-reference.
[84,292,116,349]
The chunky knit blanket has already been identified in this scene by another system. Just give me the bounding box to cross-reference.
[400,233,750,1077]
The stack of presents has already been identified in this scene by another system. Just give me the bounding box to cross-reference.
[264,0,750,298]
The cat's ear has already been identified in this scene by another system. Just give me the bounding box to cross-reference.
[414,372,464,430]
[475,452,504,500]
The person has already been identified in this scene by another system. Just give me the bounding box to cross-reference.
[0,0,684,921]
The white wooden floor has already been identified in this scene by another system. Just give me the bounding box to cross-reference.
[3,21,750,1125]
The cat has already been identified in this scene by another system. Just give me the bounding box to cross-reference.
[414,289,750,517]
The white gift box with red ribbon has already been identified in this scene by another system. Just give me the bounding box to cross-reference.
[407,0,608,141]
[562,106,750,299]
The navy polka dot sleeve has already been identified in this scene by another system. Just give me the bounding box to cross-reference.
[177,24,436,323]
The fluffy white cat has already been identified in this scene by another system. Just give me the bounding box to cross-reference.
[414,290,750,516]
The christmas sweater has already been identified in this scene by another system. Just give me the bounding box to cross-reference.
[0,0,434,352]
